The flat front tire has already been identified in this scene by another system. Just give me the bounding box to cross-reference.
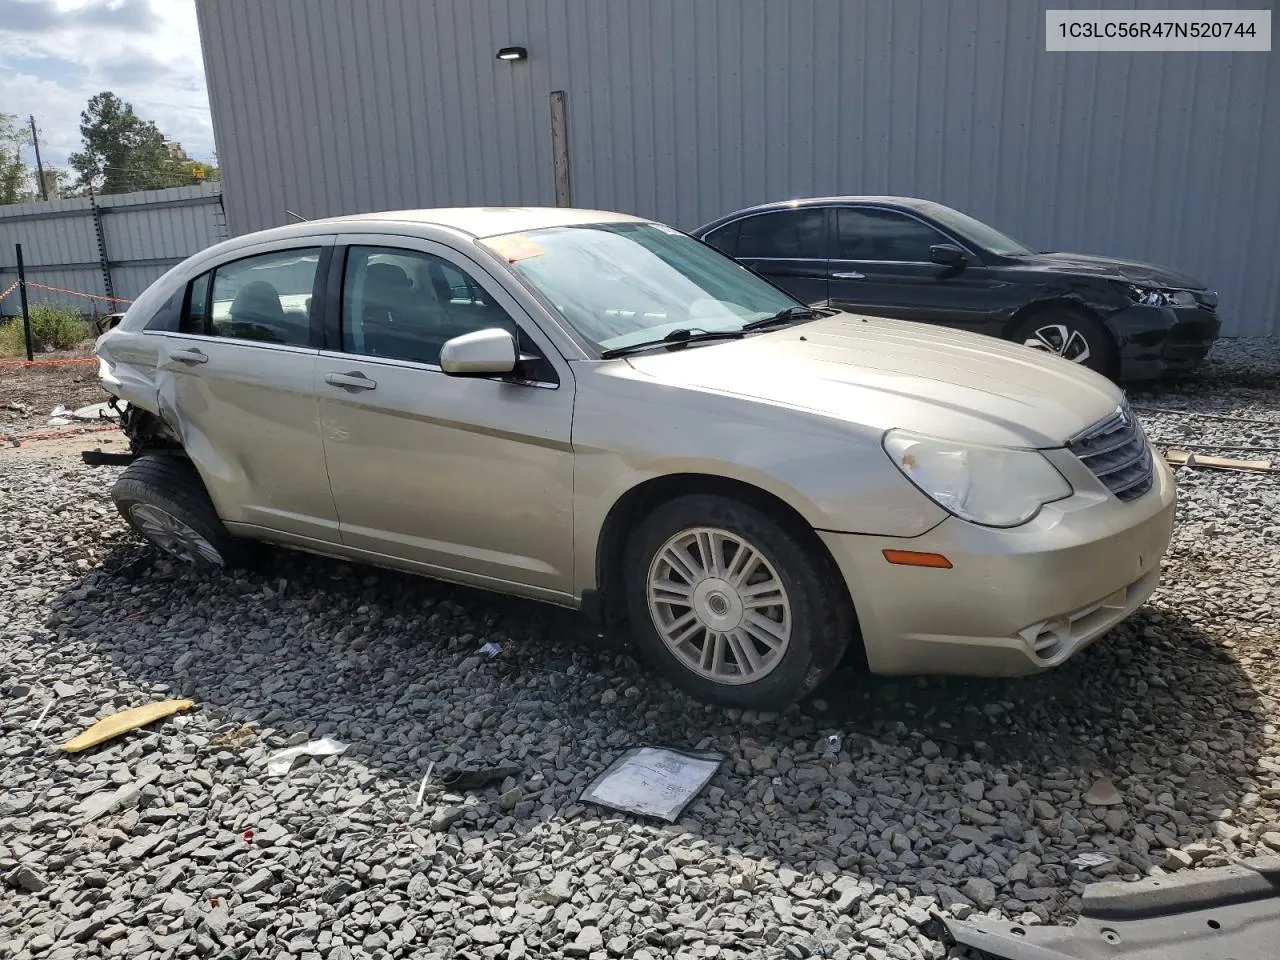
[624,494,852,709]
[112,455,248,569]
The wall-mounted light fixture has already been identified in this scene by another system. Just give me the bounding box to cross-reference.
[496,46,528,61]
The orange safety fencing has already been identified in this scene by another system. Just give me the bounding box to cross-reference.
[0,357,98,368]
[1,278,129,366]
[0,280,134,307]
[3,424,120,445]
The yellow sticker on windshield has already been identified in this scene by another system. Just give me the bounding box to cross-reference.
[486,233,546,263]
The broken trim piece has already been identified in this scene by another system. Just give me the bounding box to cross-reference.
[1164,449,1275,473]
[944,856,1280,960]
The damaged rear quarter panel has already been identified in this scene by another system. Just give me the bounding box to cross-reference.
[95,328,165,418]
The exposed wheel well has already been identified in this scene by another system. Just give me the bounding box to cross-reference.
[593,473,864,663]
[118,402,183,456]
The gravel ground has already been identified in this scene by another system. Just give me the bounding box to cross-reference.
[1,338,1277,960]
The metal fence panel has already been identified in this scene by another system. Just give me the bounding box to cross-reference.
[0,183,226,313]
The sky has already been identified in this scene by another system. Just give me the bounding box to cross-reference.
[0,0,214,170]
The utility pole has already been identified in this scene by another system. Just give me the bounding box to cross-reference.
[28,115,48,200]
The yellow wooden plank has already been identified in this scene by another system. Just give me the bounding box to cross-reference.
[61,700,195,753]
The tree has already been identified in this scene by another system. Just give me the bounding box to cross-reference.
[68,92,203,195]
[0,113,34,204]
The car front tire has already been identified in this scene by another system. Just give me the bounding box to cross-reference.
[1011,307,1119,380]
[112,455,249,569]
[623,493,852,709]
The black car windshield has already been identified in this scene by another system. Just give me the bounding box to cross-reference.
[482,222,803,352]
[923,203,1033,257]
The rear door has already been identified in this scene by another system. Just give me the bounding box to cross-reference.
[707,208,829,306]
[314,234,576,600]
[152,240,339,544]
[829,207,1006,333]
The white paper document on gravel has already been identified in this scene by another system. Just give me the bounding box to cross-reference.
[581,747,724,822]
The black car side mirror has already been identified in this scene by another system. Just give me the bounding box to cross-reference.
[930,244,967,267]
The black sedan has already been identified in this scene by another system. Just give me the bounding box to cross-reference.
[693,197,1221,381]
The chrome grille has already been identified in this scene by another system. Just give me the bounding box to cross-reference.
[1068,404,1154,502]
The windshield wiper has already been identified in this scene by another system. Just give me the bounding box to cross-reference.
[599,327,744,359]
[740,305,819,331]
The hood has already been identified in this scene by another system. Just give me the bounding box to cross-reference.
[1012,252,1206,290]
[624,314,1123,448]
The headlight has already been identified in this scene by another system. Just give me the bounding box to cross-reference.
[883,430,1072,527]
[1127,284,1196,307]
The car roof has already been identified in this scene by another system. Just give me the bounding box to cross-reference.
[300,206,647,238]
[693,196,943,234]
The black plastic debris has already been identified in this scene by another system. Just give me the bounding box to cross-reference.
[944,856,1280,960]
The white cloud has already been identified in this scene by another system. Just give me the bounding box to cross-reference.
[0,0,212,169]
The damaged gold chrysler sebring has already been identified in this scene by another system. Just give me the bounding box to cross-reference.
[94,207,1176,708]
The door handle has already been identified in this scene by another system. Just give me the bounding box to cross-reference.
[325,371,377,391]
[170,348,208,365]
[832,271,866,280]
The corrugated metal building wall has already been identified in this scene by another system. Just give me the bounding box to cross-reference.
[196,0,1279,336]
[0,183,227,313]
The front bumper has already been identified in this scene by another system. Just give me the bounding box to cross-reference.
[1111,304,1222,380]
[821,453,1176,677]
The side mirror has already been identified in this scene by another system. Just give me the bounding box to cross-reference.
[930,244,967,267]
[440,327,518,376]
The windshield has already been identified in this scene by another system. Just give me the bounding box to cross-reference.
[923,204,1033,257]
[482,222,803,352]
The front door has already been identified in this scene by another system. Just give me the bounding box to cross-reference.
[154,241,339,544]
[828,207,1006,334]
[315,235,576,600]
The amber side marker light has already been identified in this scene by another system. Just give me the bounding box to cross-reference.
[882,549,953,569]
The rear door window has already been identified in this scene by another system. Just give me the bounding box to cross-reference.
[702,221,741,256]
[736,209,827,260]
[181,272,212,334]
[179,248,321,346]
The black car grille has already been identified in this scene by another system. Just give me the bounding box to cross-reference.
[1068,405,1154,502]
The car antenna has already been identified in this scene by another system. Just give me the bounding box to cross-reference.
[285,209,310,222]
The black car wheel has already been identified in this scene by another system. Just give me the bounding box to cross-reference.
[1011,308,1119,379]
[623,493,852,709]
[112,455,251,568]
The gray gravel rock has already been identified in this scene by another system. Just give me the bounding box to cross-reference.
[4,864,46,892]
[1,338,1277,957]
[428,805,465,832]
[566,925,604,956]
[962,877,997,910]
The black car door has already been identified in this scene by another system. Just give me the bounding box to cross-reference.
[706,208,830,306]
[829,207,1008,334]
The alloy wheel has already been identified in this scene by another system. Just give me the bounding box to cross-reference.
[129,503,224,566]
[1023,323,1093,364]
[646,526,792,685]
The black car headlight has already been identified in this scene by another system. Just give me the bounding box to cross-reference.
[1127,284,1197,307]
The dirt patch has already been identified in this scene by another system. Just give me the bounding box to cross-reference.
[0,350,109,437]
[3,428,128,461]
